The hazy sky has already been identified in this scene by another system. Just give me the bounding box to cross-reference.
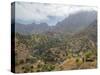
[15,2,97,26]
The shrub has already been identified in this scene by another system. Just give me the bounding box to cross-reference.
[76,58,79,63]
[19,59,24,64]
[30,66,34,69]
[85,50,93,58]
[22,66,25,70]
[76,58,83,66]
[41,64,55,71]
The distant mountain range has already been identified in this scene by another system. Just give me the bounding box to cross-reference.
[15,22,50,34]
[14,10,97,35]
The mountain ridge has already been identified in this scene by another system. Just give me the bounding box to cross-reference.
[15,10,97,35]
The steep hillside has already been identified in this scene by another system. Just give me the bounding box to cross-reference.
[52,11,97,34]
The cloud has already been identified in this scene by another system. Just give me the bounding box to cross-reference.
[15,2,97,25]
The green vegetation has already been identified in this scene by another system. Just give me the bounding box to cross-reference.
[15,32,97,73]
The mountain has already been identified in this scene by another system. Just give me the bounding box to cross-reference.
[74,19,97,44]
[15,18,97,73]
[67,19,97,52]
[15,10,97,35]
[15,22,50,35]
[15,19,97,72]
[53,10,97,34]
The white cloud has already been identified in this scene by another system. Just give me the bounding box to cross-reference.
[15,2,97,25]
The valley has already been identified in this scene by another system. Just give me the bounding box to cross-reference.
[15,20,97,73]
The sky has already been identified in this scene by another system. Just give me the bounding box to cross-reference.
[15,2,97,26]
